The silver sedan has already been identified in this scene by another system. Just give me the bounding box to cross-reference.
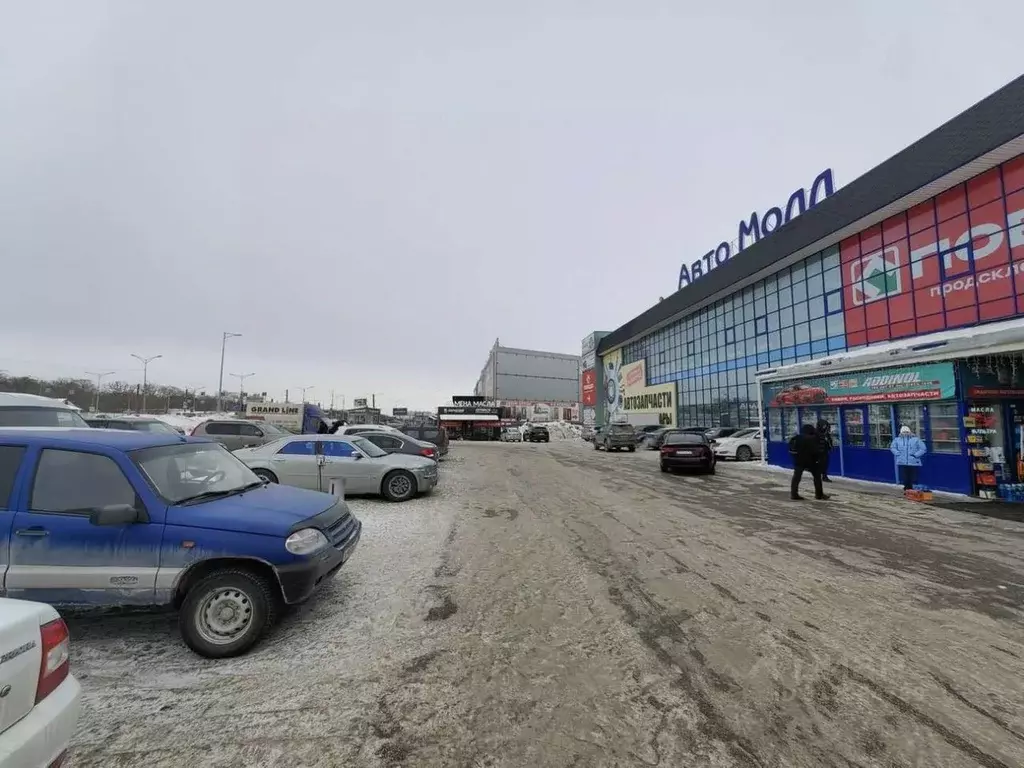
[233,434,438,502]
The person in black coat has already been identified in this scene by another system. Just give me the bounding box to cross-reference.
[816,419,834,482]
[789,423,830,500]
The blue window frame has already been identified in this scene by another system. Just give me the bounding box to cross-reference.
[755,316,768,335]
[321,440,356,457]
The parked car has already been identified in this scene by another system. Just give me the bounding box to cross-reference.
[331,424,403,436]
[713,428,762,461]
[591,425,606,445]
[234,434,438,502]
[523,425,550,443]
[597,423,637,452]
[393,424,449,458]
[640,427,671,450]
[581,424,596,442]
[86,415,183,436]
[0,428,361,658]
[635,425,663,442]
[704,427,739,441]
[659,432,716,474]
[0,598,81,767]
[191,418,290,451]
[359,430,440,461]
[501,427,523,442]
[0,393,89,428]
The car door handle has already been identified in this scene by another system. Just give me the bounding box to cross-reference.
[271,457,286,462]
[15,528,49,537]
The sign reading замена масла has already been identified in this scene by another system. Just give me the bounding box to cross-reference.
[678,169,836,290]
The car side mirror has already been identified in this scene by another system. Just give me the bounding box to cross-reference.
[352,453,363,460]
[90,503,140,526]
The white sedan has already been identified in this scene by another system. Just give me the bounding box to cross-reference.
[0,599,81,767]
[712,428,762,461]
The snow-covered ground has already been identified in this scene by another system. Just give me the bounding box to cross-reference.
[527,421,583,440]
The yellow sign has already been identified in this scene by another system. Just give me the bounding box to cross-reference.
[601,354,677,427]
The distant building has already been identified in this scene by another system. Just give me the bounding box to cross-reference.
[473,339,581,416]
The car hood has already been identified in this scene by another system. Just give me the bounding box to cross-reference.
[168,483,337,537]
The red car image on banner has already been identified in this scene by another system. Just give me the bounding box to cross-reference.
[842,153,1024,345]
[770,383,827,406]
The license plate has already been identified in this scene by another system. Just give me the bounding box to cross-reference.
[677,449,694,455]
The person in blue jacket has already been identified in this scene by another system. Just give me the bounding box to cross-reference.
[890,425,927,490]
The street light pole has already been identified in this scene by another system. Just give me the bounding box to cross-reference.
[298,386,313,403]
[229,372,255,411]
[217,332,242,413]
[130,354,162,413]
[85,370,116,412]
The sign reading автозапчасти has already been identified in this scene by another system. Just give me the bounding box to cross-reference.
[678,169,836,290]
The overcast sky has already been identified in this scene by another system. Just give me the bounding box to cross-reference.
[2,1,1023,411]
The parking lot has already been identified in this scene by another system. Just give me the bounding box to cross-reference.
[66,440,1024,768]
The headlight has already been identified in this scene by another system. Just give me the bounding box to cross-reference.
[285,528,329,555]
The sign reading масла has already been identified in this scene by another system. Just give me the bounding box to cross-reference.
[678,169,835,290]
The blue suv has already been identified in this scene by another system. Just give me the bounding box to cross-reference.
[0,428,361,658]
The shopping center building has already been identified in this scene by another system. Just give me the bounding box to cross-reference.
[586,75,1024,495]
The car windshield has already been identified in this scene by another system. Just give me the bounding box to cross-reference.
[665,433,704,445]
[608,424,633,434]
[131,442,262,504]
[0,406,89,428]
[732,428,758,438]
[352,437,388,458]
[258,422,289,435]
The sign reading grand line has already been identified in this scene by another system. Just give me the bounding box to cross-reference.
[678,169,835,290]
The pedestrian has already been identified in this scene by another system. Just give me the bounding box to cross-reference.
[816,419,834,482]
[890,425,927,491]
[328,419,344,434]
[789,423,830,501]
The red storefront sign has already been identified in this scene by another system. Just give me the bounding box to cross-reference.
[581,369,597,406]
[842,154,1024,345]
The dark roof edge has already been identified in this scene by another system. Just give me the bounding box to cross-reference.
[596,74,1024,356]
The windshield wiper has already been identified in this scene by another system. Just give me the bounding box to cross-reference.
[176,481,264,506]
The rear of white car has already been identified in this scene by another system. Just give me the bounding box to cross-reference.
[0,599,81,767]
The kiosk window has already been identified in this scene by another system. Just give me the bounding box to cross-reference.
[868,405,894,449]
[768,410,783,442]
[843,409,865,447]
[895,404,924,439]
[783,408,799,439]
[929,402,961,454]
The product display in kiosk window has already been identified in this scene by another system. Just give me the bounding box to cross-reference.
[964,406,1002,499]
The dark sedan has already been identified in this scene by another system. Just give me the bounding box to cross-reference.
[659,432,716,474]
[359,430,440,461]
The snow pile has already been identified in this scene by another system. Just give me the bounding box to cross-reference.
[531,421,583,440]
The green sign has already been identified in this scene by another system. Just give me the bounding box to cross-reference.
[763,361,956,407]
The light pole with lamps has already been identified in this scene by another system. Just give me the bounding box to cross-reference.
[85,370,116,413]
[297,385,314,403]
[217,332,242,413]
[229,372,255,411]
[130,354,162,413]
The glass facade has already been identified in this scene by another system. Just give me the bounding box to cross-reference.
[616,152,1024,431]
[621,243,847,428]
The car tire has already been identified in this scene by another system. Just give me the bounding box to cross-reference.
[382,469,417,502]
[628,445,636,452]
[593,441,600,450]
[252,468,278,484]
[660,462,668,473]
[736,445,752,462]
[707,463,716,475]
[180,569,278,659]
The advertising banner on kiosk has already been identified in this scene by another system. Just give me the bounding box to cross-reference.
[763,361,956,406]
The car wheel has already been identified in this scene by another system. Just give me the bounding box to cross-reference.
[707,463,716,475]
[628,445,636,452]
[180,569,278,659]
[382,469,417,502]
[660,462,668,473]
[736,445,752,462]
[593,441,599,450]
[252,468,278,484]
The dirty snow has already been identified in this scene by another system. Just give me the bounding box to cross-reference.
[66,441,1024,767]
